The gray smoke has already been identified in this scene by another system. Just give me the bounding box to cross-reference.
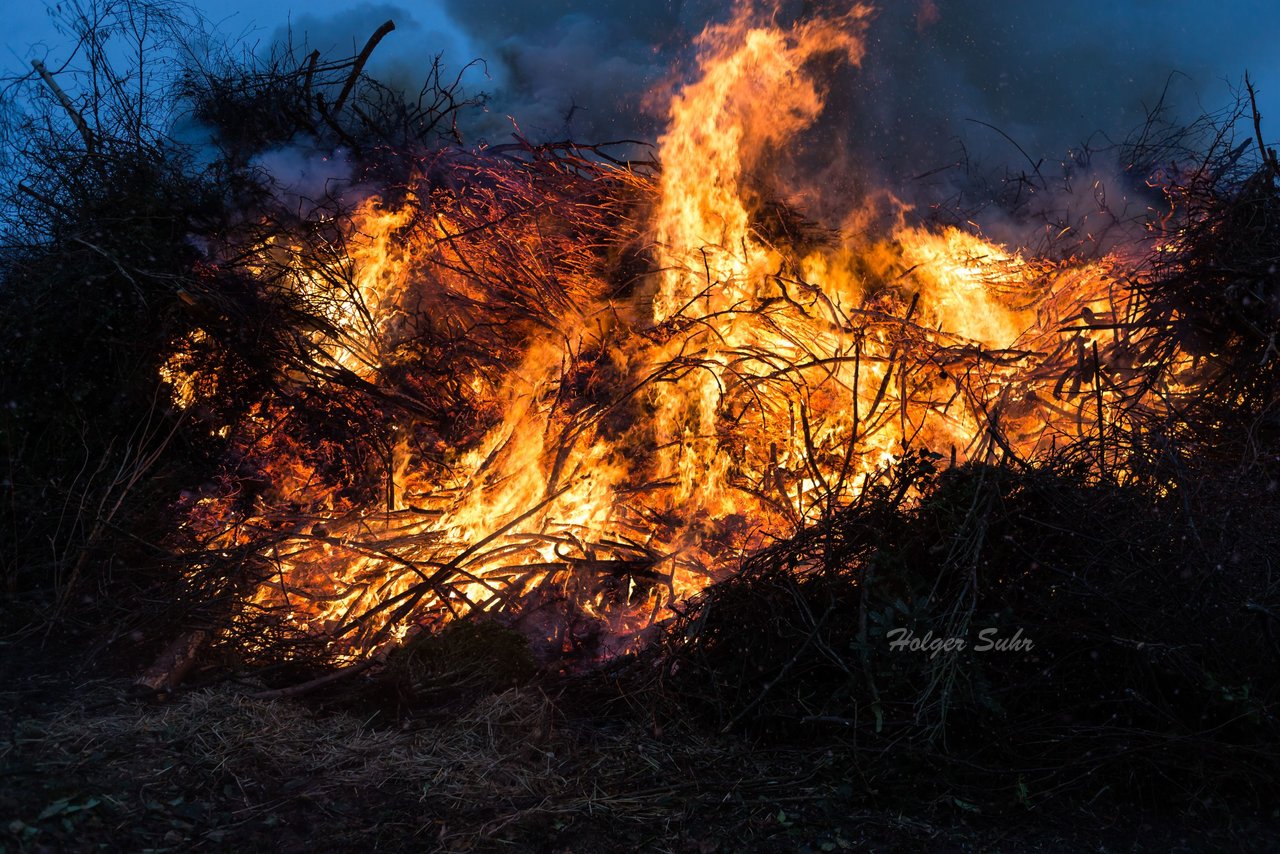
[277,2,485,87]
[265,0,1280,232]
[824,1,1279,222]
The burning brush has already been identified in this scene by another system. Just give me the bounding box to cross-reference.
[140,1,1233,685]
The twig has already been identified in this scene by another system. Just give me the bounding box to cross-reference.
[248,659,378,699]
[31,59,95,153]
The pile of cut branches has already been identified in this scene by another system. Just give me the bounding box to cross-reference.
[629,113,1280,809]
[640,455,1280,809]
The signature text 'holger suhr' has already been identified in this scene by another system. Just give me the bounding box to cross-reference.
[885,627,1034,659]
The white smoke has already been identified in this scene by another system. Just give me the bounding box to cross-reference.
[276,2,487,91]
[249,0,1280,234]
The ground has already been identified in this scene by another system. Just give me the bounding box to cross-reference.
[0,651,1273,854]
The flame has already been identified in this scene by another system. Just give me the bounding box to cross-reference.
[647,4,870,516]
[167,2,1183,660]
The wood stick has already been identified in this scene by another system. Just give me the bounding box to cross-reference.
[302,48,321,103]
[135,629,209,694]
[331,20,395,115]
[1246,72,1278,177]
[248,659,377,699]
[31,59,94,152]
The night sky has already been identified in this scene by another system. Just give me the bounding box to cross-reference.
[6,1,1280,180]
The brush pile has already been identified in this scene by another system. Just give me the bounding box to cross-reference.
[627,96,1280,810]
[2,3,1279,846]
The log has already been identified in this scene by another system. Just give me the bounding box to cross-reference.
[135,629,209,694]
[248,659,377,700]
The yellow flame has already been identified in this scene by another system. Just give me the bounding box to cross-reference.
[170,1,1170,657]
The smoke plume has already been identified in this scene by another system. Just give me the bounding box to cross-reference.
[267,0,1280,235]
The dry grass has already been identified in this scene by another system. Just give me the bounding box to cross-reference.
[3,674,1271,852]
[0,678,891,852]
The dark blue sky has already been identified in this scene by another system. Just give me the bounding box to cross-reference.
[6,1,1280,170]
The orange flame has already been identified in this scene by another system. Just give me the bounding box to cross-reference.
[166,2,1174,660]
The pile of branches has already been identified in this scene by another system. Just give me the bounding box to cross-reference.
[0,2,496,634]
[640,454,1280,810]
[6,16,1279,809]
[626,103,1280,811]
[1092,82,1280,474]
[187,137,657,666]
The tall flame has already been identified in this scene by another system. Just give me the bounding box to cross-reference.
[167,1,1163,660]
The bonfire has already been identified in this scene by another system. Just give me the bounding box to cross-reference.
[3,1,1278,849]
[119,3,1214,683]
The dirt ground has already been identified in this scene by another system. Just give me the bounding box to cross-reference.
[1,648,1273,854]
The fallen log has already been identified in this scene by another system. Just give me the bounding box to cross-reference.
[135,628,209,695]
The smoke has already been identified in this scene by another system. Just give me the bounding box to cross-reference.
[251,147,355,211]
[825,2,1279,202]
[784,0,1280,247]
[257,0,1280,232]
[268,1,687,147]
[277,3,485,90]
[490,15,672,142]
